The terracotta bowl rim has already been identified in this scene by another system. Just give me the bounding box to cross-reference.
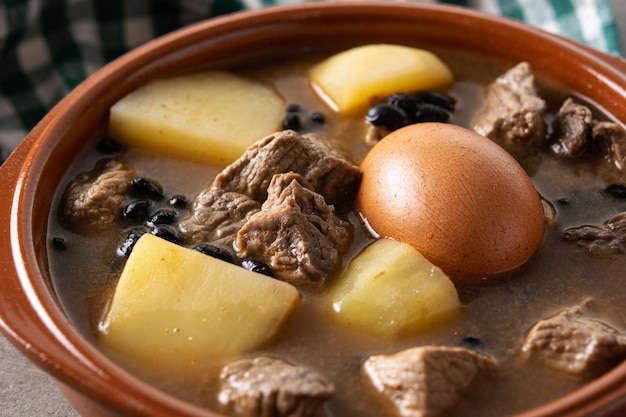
[1,2,626,417]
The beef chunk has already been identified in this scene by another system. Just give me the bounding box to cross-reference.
[179,131,358,278]
[472,62,546,144]
[218,356,334,417]
[362,346,496,417]
[563,211,626,256]
[550,98,594,157]
[521,305,626,377]
[178,187,261,245]
[62,159,135,231]
[212,130,361,205]
[549,99,626,174]
[236,172,352,284]
[594,121,626,172]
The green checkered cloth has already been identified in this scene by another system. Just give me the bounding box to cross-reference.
[0,0,621,163]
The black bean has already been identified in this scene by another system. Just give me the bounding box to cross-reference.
[413,103,450,123]
[122,199,151,220]
[96,137,125,155]
[168,195,188,208]
[365,103,408,131]
[147,209,178,226]
[51,236,67,251]
[310,111,325,124]
[117,227,148,257]
[386,93,422,115]
[241,259,274,277]
[460,336,483,349]
[130,177,164,201]
[151,224,179,243]
[286,103,301,113]
[416,91,456,112]
[604,183,626,199]
[557,197,570,205]
[193,244,233,262]
[282,113,302,131]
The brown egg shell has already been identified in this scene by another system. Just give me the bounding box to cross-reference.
[357,122,546,281]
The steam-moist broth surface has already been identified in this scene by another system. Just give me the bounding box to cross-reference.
[47,50,626,417]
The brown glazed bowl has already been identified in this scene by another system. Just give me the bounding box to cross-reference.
[1,2,626,417]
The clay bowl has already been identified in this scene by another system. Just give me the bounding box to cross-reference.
[1,2,626,417]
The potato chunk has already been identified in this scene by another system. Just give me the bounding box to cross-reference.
[109,70,284,165]
[99,234,300,365]
[329,239,460,338]
[309,44,453,114]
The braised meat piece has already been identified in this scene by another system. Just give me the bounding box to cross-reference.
[594,121,626,172]
[218,356,334,417]
[180,131,358,278]
[62,159,135,231]
[362,346,496,417]
[212,130,361,205]
[549,103,626,249]
[563,211,626,256]
[550,98,594,157]
[236,172,352,284]
[179,187,261,245]
[472,62,546,144]
[521,305,626,377]
[549,99,626,172]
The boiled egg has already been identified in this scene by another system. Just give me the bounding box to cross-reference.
[357,123,545,282]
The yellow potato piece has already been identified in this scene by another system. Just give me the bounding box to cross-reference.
[309,44,453,114]
[109,70,284,165]
[329,239,461,339]
[99,234,300,366]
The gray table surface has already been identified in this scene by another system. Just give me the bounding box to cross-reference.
[2,3,626,416]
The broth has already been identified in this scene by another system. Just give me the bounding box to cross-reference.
[47,49,626,417]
